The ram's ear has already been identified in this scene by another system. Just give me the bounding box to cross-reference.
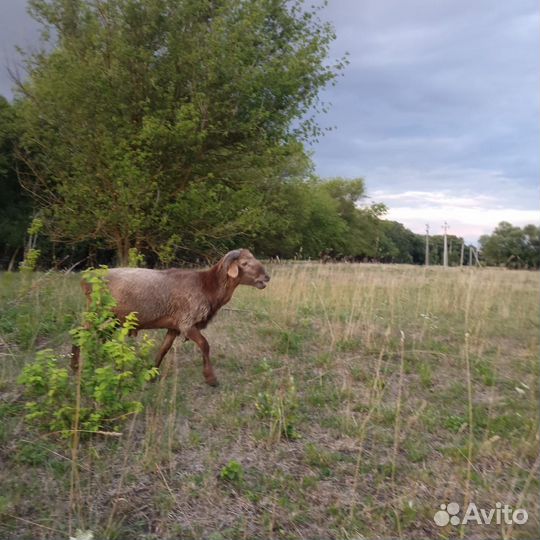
[221,249,241,278]
[227,261,239,278]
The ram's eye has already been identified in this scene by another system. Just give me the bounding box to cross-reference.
[240,261,248,267]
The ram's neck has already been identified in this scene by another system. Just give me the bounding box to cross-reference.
[200,265,239,311]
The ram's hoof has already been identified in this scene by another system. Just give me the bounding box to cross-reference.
[205,377,219,387]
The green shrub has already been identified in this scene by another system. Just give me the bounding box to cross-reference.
[128,247,145,268]
[19,217,44,272]
[219,460,244,483]
[444,414,466,433]
[418,362,433,387]
[255,376,300,441]
[18,267,158,436]
[19,248,41,272]
[474,359,496,386]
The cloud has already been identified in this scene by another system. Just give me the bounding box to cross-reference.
[369,185,539,242]
[385,205,539,244]
[309,0,538,241]
[374,190,497,208]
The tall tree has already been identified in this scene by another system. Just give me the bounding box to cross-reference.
[0,96,32,268]
[15,0,344,264]
[378,221,424,264]
[480,221,539,269]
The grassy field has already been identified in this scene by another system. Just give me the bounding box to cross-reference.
[0,263,538,539]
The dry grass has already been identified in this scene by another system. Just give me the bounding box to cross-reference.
[0,263,538,539]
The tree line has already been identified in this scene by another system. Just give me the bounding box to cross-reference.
[0,1,536,270]
[479,222,539,269]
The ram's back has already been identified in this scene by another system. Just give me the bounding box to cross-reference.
[103,268,207,331]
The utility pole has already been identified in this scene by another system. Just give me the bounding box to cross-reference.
[442,221,449,267]
[469,246,473,266]
[425,224,430,266]
[460,240,465,267]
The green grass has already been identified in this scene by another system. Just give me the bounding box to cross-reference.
[0,264,538,539]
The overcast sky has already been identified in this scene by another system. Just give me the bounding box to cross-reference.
[1,0,538,242]
[312,0,539,241]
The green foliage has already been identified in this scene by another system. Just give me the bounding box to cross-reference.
[276,329,305,356]
[255,375,300,441]
[156,234,181,266]
[480,221,540,269]
[17,0,343,264]
[19,217,44,272]
[128,247,145,268]
[18,267,158,435]
[474,359,495,387]
[19,248,41,272]
[418,362,433,388]
[219,460,244,484]
[378,220,424,263]
[18,349,72,431]
[27,217,44,237]
[251,176,426,262]
[253,176,374,260]
[444,414,466,433]
[14,440,53,466]
[0,96,32,268]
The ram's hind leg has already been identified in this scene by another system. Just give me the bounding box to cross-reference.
[155,329,180,368]
[186,327,218,386]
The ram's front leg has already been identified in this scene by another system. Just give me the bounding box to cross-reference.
[154,329,180,368]
[186,326,218,386]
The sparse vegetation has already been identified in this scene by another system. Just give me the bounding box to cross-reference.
[0,263,538,539]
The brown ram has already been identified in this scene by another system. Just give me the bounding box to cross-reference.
[71,249,270,385]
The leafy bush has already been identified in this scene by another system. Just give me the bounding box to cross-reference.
[18,267,158,436]
[255,375,300,441]
[19,248,41,272]
[19,217,43,272]
[128,247,145,268]
[219,460,244,484]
